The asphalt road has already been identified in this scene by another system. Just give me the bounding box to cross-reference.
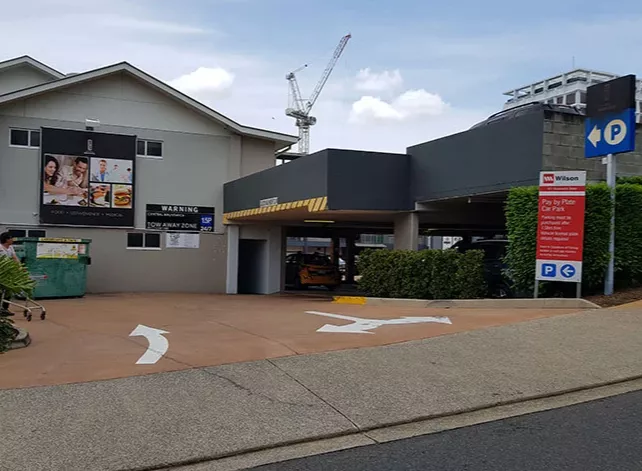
[251,390,642,471]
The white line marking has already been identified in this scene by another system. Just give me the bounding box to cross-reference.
[306,311,452,334]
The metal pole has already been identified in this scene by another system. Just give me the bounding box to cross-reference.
[605,153,616,296]
[534,281,539,299]
[576,282,582,299]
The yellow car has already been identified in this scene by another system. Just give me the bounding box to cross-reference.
[285,252,341,290]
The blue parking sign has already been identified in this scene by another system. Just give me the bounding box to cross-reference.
[541,263,556,278]
[200,214,213,232]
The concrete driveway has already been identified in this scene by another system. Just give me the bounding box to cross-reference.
[0,293,580,389]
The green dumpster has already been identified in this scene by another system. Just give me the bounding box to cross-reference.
[15,237,92,299]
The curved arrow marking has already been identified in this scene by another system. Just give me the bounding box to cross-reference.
[129,324,169,365]
[306,311,452,334]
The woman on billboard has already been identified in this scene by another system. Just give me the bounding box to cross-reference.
[42,155,66,194]
[42,155,87,205]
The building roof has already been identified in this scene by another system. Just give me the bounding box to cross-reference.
[0,55,65,80]
[502,68,623,96]
[470,102,584,129]
[0,56,298,149]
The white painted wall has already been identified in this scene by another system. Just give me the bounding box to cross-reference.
[0,65,55,96]
[0,72,281,230]
[0,71,284,294]
[1,72,231,135]
[241,137,277,176]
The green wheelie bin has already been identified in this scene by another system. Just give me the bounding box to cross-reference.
[15,237,92,299]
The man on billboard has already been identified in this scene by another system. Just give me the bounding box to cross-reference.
[91,159,110,182]
[61,157,89,190]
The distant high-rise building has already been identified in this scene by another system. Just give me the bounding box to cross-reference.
[503,69,642,122]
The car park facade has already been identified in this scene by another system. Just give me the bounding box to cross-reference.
[2,56,642,295]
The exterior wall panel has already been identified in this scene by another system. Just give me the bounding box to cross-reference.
[224,151,329,212]
[0,65,55,96]
[408,110,545,201]
[326,149,410,210]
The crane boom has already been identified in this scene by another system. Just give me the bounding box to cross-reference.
[286,71,305,114]
[284,33,351,155]
[305,33,351,112]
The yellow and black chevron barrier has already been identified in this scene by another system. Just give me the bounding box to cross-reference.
[223,196,328,224]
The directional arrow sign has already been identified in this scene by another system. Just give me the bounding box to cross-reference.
[560,264,576,279]
[587,125,601,148]
[306,311,452,334]
[585,108,636,158]
[129,324,169,365]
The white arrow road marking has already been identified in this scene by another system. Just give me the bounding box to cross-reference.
[306,311,452,334]
[129,324,170,365]
[588,125,601,147]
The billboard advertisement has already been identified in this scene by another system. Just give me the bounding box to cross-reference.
[40,128,136,227]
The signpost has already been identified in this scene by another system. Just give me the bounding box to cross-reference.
[535,171,587,297]
[584,74,637,295]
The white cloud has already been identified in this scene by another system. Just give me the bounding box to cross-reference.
[350,96,404,121]
[394,89,449,116]
[0,0,489,154]
[350,89,448,124]
[355,68,403,92]
[168,67,235,95]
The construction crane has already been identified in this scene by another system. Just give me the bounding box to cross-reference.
[285,33,351,155]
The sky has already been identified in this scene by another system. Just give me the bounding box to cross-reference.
[2,0,642,153]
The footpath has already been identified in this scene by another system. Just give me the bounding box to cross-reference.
[1,303,642,471]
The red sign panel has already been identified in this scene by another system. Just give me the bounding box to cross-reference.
[535,171,586,282]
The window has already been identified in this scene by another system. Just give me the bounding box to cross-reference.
[127,232,161,250]
[10,128,40,148]
[566,93,576,105]
[555,96,564,104]
[8,229,26,238]
[136,139,163,158]
[8,229,47,238]
[579,92,587,103]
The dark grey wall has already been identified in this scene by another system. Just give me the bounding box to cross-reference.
[224,151,328,212]
[326,149,410,210]
[408,109,545,202]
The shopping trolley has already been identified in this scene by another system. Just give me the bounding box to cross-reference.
[0,273,47,322]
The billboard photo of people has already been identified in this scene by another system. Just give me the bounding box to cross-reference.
[42,154,90,207]
[90,158,134,184]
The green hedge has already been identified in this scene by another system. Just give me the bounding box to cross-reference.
[357,248,486,299]
[505,182,642,295]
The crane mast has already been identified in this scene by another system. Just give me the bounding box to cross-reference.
[286,34,351,155]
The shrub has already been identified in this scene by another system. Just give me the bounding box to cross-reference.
[582,184,611,291]
[455,250,487,299]
[617,176,642,185]
[504,186,539,294]
[504,182,642,295]
[0,257,36,353]
[615,184,642,286]
[357,248,485,299]
[429,250,460,299]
